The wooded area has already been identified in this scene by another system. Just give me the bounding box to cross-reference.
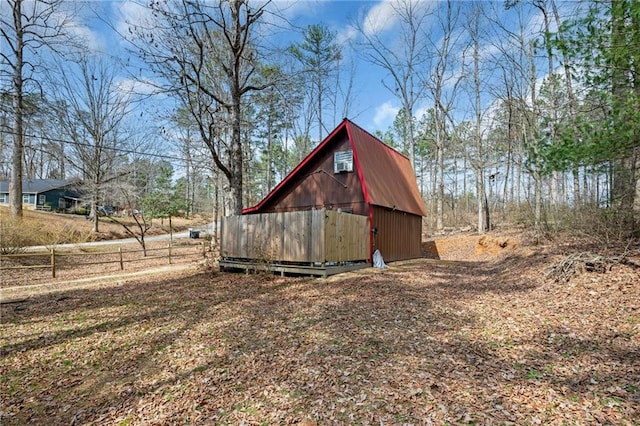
[1,0,638,241]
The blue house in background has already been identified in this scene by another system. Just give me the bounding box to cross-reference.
[0,179,82,211]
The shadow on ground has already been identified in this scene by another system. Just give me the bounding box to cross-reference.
[1,253,638,424]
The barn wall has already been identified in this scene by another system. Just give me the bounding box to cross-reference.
[371,205,422,262]
[261,136,368,216]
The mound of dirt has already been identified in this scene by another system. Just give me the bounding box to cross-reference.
[422,232,519,261]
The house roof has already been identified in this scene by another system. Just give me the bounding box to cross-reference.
[243,118,427,217]
[0,179,78,194]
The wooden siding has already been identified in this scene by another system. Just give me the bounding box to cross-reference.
[257,136,368,215]
[40,189,70,209]
[371,205,422,262]
[221,209,369,264]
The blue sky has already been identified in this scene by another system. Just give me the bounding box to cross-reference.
[68,0,555,138]
[74,0,402,133]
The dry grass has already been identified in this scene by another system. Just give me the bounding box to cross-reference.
[0,207,209,245]
[0,239,210,293]
[0,216,54,254]
[1,233,639,425]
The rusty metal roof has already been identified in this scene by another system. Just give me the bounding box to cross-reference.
[243,118,427,217]
[346,121,428,217]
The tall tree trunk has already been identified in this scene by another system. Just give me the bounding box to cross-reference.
[529,40,544,240]
[477,173,484,233]
[91,195,99,233]
[228,3,244,216]
[430,156,437,230]
[470,7,485,233]
[534,172,543,240]
[537,2,561,215]
[266,117,273,193]
[9,0,25,218]
[212,172,219,250]
[184,138,192,217]
[503,116,513,213]
[484,183,491,232]
[549,0,582,207]
[452,150,458,225]
[610,0,637,221]
[317,79,323,143]
[463,153,468,213]
[405,103,417,175]
[435,114,444,231]
[633,0,640,214]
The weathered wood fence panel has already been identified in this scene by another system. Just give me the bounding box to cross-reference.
[221,209,369,264]
[324,210,370,263]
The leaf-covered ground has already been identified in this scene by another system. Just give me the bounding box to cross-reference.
[1,235,639,425]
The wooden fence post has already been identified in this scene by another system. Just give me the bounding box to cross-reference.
[119,247,124,270]
[168,244,172,264]
[51,248,56,278]
[202,240,206,258]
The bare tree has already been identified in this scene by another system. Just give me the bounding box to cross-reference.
[106,182,153,255]
[0,0,72,217]
[423,0,463,231]
[127,0,272,215]
[547,0,581,207]
[353,0,432,172]
[463,5,490,233]
[50,54,132,232]
[172,109,209,217]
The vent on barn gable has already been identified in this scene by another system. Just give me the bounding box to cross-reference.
[334,149,353,173]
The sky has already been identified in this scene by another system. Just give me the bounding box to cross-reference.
[73,0,405,133]
[59,0,558,145]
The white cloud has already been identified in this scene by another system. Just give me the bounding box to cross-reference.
[0,1,104,53]
[414,105,430,121]
[372,101,400,129]
[361,0,436,38]
[117,77,157,96]
[67,19,104,52]
[363,0,398,37]
[523,1,579,38]
[115,0,155,39]
[337,25,358,46]
[478,42,501,61]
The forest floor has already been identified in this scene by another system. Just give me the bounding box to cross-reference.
[1,231,639,425]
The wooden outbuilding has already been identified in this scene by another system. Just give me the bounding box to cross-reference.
[239,118,426,264]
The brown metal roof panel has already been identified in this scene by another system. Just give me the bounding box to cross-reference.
[244,118,427,218]
[347,121,427,217]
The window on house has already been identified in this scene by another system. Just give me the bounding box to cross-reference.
[22,194,30,204]
[334,149,353,173]
[38,194,46,205]
[0,193,8,204]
